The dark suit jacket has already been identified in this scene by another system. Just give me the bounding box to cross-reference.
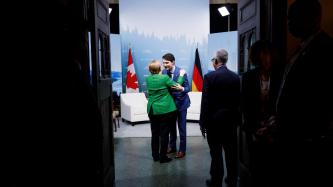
[241,67,281,134]
[277,31,333,141]
[162,66,190,111]
[199,66,241,132]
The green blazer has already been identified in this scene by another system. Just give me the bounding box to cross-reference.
[146,74,184,115]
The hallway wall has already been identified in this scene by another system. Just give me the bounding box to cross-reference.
[287,0,333,59]
[321,0,333,37]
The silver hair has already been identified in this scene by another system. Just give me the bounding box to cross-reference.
[216,49,228,64]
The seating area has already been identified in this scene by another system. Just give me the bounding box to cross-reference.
[186,91,202,121]
[119,91,202,124]
[120,92,149,123]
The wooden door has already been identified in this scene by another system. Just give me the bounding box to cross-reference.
[90,0,114,186]
[238,0,260,75]
[237,0,287,184]
[238,2,261,178]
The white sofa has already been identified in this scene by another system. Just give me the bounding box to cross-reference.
[186,91,202,121]
[120,92,149,123]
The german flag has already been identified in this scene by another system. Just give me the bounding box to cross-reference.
[192,48,203,92]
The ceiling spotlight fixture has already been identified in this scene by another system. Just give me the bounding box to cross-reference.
[218,6,230,17]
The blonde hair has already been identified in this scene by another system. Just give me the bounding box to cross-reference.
[149,60,161,74]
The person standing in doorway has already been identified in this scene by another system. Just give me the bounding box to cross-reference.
[200,49,240,187]
[275,0,333,186]
[162,53,190,159]
[241,40,282,187]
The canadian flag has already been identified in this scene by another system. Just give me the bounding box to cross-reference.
[126,48,139,93]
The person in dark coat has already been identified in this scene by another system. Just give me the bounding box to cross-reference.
[275,0,333,186]
[241,40,281,187]
[200,49,241,187]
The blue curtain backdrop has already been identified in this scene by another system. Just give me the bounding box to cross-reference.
[208,31,238,73]
[119,0,209,93]
[110,34,122,95]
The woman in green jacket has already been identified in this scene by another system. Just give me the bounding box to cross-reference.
[146,60,185,163]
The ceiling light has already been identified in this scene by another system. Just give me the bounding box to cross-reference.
[218,6,230,17]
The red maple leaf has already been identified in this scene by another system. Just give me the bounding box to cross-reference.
[126,70,139,89]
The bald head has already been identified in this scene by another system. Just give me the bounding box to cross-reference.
[216,49,228,64]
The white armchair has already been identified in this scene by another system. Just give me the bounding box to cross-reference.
[120,92,150,123]
[187,91,202,121]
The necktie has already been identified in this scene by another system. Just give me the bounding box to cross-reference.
[167,71,172,78]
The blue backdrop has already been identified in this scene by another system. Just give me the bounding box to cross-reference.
[208,31,238,73]
[110,34,122,95]
[119,0,209,93]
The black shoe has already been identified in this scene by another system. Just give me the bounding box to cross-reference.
[153,157,159,162]
[224,177,236,187]
[205,179,222,187]
[206,179,213,187]
[224,177,229,184]
[159,157,172,163]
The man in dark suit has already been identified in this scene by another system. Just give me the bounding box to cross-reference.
[162,53,191,158]
[276,0,333,186]
[200,49,240,187]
